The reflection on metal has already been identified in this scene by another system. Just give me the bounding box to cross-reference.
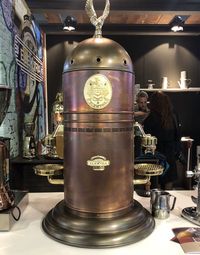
[52,124,64,159]
[42,135,58,158]
[0,87,11,125]
[34,164,64,185]
[182,145,200,226]
[54,124,64,159]
[0,183,14,211]
[134,163,164,176]
[34,164,63,176]
[87,155,110,171]
[23,122,36,159]
[134,122,157,155]
[42,199,155,248]
[63,37,133,73]
[85,0,110,38]
[43,92,64,159]
[133,164,163,186]
[134,121,146,137]
[51,92,63,131]
[141,135,157,155]
[0,191,28,231]
[133,122,163,196]
[182,207,200,226]
[133,123,161,178]
[133,177,150,185]
[47,175,64,185]
[42,0,155,248]
[84,74,112,109]
[0,87,14,211]
[42,124,64,159]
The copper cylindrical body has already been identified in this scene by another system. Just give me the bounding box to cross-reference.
[63,37,134,214]
[42,37,155,249]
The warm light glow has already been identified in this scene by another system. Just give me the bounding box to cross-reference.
[63,16,77,31]
[171,25,183,32]
[170,15,187,32]
[63,25,75,31]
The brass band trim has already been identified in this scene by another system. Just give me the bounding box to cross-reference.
[63,67,135,74]
[65,203,133,218]
[65,127,133,132]
[64,120,134,123]
[64,111,134,114]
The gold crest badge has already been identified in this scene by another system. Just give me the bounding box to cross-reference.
[87,155,110,171]
[84,74,112,109]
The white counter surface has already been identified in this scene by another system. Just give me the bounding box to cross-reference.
[0,190,198,255]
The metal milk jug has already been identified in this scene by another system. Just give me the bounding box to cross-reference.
[151,190,176,219]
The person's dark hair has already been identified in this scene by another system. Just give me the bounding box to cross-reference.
[149,91,174,129]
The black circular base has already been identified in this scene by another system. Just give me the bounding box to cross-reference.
[42,200,155,248]
[135,189,151,197]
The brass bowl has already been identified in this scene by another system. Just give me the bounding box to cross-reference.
[134,163,164,176]
[33,164,63,176]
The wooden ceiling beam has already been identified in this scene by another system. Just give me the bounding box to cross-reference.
[26,0,200,12]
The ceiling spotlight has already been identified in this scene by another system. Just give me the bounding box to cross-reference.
[63,16,77,31]
[170,15,187,32]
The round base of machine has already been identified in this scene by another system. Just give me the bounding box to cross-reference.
[182,207,200,226]
[42,200,155,248]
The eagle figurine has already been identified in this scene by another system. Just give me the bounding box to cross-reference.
[85,0,110,37]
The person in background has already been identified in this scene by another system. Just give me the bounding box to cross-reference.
[143,91,181,190]
[134,91,150,124]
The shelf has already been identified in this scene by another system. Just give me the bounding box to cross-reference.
[11,156,63,164]
[140,87,200,92]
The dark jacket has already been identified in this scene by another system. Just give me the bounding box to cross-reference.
[143,111,178,184]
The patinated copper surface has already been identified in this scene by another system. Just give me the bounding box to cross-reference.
[42,2,155,247]
[63,68,134,213]
[63,37,133,73]
[42,199,155,248]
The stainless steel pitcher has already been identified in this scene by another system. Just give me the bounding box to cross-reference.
[151,190,176,219]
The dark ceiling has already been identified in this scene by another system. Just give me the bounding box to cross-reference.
[25,0,200,35]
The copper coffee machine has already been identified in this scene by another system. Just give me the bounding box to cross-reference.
[0,86,14,211]
[42,0,155,247]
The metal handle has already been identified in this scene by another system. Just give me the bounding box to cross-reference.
[170,195,176,211]
[47,175,64,185]
[34,164,64,185]
[187,147,191,172]
[133,176,150,185]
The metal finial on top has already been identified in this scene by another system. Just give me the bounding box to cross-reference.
[85,0,110,38]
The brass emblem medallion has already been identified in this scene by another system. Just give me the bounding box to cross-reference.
[84,74,112,109]
[87,155,110,171]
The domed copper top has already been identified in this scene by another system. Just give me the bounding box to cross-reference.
[63,37,133,73]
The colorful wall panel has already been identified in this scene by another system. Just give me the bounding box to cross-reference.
[0,0,18,157]
[0,0,46,157]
